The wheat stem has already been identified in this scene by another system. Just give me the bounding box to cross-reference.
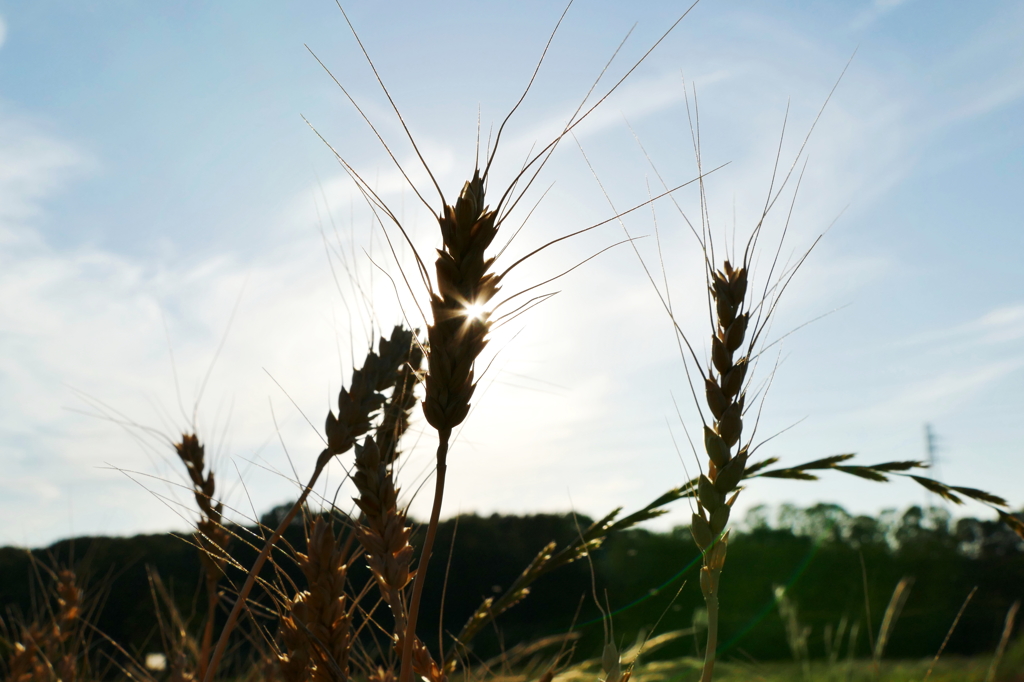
[700,589,719,682]
[197,574,218,680]
[399,428,451,682]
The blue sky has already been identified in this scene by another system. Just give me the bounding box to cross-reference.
[1,0,1022,546]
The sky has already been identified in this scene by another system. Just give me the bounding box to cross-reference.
[0,0,1022,547]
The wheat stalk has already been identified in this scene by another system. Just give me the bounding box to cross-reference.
[629,73,1024,681]
[146,567,201,682]
[173,433,232,681]
[402,171,500,682]
[986,600,1021,682]
[681,259,753,682]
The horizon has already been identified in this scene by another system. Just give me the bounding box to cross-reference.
[4,498,1004,551]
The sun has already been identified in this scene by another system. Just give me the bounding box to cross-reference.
[462,302,487,321]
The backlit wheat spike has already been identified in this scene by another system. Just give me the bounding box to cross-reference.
[278,609,313,682]
[690,259,751,682]
[402,171,501,682]
[375,335,425,466]
[324,325,420,464]
[6,569,84,682]
[422,171,500,433]
[280,517,353,682]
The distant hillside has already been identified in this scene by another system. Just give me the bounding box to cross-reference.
[2,504,1022,674]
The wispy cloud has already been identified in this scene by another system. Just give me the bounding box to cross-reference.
[851,0,917,31]
[899,304,1024,350]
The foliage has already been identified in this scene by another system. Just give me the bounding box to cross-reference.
[2,503,1021,677]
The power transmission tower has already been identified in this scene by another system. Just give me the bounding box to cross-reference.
[924,423,944,508]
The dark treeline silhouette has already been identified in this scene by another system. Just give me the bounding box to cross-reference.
[1,503,1021,675]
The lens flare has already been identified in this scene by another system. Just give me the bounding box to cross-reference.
[462,302,486,321]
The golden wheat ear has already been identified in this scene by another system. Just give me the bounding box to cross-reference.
[277,330,423,682]
[277,517,353,682]
[349,330,424,620]
[375,327,425,466]
[350,435,443,682]
[324,325,421,462]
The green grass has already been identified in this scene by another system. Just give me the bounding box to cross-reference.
[619,656,1003,682]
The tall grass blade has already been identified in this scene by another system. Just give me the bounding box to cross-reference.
[872,577,913,678]
[986,600,1021,682]
[924,586,977,682]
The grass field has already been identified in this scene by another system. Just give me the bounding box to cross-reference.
[619,656,1009,682]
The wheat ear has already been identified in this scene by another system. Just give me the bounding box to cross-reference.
[203,325,415,682]
[174,433,231,681]
[687,260,750,682]
[278,517,353,682]
[401,171,499,682]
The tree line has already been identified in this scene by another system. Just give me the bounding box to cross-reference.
[1,503,1021,675]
